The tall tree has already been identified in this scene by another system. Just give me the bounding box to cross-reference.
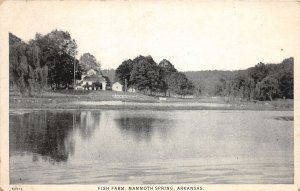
[130,55,165,95]
[79,53,101,73]
[260,76,279,101]
[249,62,269,83]
[33,30,79,89]
[103,75,111,89]
[159,59,177,96]
[169,72,194,97]
[10,33,49,96]
[278,57,294,99]
[115,59,134,87]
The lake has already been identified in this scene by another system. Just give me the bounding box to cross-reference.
[9,109,293,184]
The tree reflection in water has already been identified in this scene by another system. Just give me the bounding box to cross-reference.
[10,110,174,164]
[10,111,76,163]
[10,110,102,164]
[115,117,155,142]
[78,111,100,140]
[114,117,171,142]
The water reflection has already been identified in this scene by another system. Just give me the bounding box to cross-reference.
[9,110,294,184]
[115,117,155,142]
[10,111,73,163]
[114,116,174,143]
[78,111,100,140]
[9,110,101,163]
[10,110,175,164]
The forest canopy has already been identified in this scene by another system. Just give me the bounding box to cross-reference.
[185,57,293,100]
[115,55,194,96]
[9,30,82,96]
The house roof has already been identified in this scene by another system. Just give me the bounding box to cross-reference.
[112,82,123,86]
[82,68,101,75]
[83,75,106,82]
[87,69,96,73]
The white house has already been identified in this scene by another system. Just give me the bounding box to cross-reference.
[76,69,107,90]
[81,75,106,90]
[112,82,123,92]
[77,69,99,84]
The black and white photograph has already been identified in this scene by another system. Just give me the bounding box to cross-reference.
[0,1,299,191]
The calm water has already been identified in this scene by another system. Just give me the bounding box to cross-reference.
[9,110,293,184]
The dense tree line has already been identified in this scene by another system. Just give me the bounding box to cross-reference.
[115,55,194,96]
[215,58,294,101]
[9,30,82,96]
[10,30,293,101]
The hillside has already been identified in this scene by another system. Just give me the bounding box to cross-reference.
[184,70,236,96]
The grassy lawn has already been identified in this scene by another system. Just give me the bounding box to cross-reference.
[9,89,293,110]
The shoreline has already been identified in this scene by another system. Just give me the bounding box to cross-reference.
[9,90,294,111]
[9,100,294,111]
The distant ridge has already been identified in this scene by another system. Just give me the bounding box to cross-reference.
[184,70,237,96]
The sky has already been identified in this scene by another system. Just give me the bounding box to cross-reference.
[2,1,300,71]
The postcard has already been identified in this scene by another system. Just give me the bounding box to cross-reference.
[0,1,299,191]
